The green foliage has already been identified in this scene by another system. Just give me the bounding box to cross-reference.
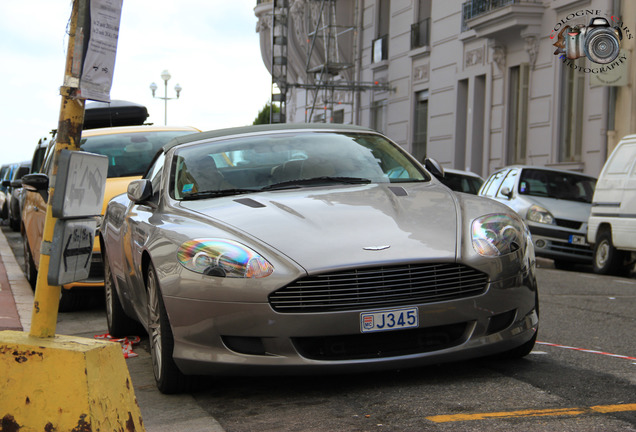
[253,102,280,125]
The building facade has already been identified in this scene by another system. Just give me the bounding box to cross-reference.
[255,0,635,177]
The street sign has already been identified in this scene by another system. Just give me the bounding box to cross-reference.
[48,219,97,286]
[52,150,108,219]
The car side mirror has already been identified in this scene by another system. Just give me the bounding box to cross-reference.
[500,186,513,199]
[21,173,49,202]
[424,158,445,181]
[10,179,22,188]
[127,179,152,203]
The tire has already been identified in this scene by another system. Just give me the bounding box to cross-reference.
[497,291,539,359]
[593,230,626,275]
[501,332,537,359]
[104,250,140,337]
[23,236,37,290]
[9,214,19,232]
[147,262,189,394]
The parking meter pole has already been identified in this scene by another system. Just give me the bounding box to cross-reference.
[29,0,86,338]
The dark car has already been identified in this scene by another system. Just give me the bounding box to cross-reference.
[440,169,485,194]
[3,161,31,231]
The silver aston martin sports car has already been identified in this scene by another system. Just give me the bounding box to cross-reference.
[100,123,539,394]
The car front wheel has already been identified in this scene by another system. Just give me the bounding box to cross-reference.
[593,230,626,275]
[147,262,189,394]
[23,235,37,289]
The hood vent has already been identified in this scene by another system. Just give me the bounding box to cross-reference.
[234,198,266,208]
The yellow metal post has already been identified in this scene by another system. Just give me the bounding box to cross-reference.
[29,0,86,338]
[1,1,145,429]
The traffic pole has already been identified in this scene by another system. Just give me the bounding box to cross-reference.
[29,0,86,335]
[1,1,145,429]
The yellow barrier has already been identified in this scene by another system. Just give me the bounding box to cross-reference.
[1,331,144,431]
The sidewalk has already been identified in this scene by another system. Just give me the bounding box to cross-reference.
[0,229,225,432]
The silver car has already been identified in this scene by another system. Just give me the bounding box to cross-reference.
[479,165,597,269]
[100,124,539,393]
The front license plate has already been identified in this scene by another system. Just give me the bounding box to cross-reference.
[360,307,418,333]
[569,234,586,245]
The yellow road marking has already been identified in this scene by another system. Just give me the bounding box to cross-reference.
[426,403,636,423]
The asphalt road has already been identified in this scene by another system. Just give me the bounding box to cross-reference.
[3,225,635,431]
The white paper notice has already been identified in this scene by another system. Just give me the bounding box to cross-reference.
[80,0,123,102]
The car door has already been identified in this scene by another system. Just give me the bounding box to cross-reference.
[22,143,55,269]
[122,152,166,323]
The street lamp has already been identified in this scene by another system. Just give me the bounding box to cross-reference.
[149,69,182,125]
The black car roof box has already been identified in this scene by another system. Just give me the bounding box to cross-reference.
[84,100,149,129]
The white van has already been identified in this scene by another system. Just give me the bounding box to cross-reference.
[587,134,636,275]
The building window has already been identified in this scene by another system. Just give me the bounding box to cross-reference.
[413,90,429,161]
[507,64,529,164]
[333,109,344,124]
[371,100,387,134]
[372,0,390,63]
[559,59,584,162]
[411,0,431,49]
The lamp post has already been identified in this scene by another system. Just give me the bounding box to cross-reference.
[150,69,182,125]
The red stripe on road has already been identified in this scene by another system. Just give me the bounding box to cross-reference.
[537,341,636,361]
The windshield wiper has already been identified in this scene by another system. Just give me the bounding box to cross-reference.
[181,188,261,200]
[262,176,372,191]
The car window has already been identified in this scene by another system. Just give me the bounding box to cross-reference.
[80,130,195,178]
[481,170,507,197]
[607,143,636,175]
[496,169,518,198]
[519,169,596,203]
[441,173,483,194]
[170,131,430,200]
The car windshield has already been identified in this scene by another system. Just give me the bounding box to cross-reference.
[171,131,429,200]
[80,130,195,178]
[518,169,596,203]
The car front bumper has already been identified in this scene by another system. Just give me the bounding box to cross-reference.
[163,270,538,376]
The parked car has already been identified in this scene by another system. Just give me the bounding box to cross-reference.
[3,160,31,231]
[0,163,17,220]
[479,165,597,269]
[21,125,199,310]
[587,134,636,275]
[101,123,539,394]
[439,168,484,194]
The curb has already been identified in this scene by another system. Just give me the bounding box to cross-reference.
[0,229,33,332]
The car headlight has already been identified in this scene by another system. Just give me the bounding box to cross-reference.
[177,239,274,278]
[472,213,527,256]
[526,204,554,224]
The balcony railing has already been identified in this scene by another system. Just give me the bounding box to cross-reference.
[411,18,431,49]
[461,0,542,33]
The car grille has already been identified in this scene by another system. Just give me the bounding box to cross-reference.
[269,263,489,313]
[293,322,468,360]
[550,240,594,257]
[555,218,582,230]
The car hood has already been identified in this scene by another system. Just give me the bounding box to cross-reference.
[178,183,459,271]
[524,196,591,221]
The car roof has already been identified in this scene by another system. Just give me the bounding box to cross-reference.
[161,123,377,153]
[444,168,483,179]
[490,165,597,179]
[81,124,200,137]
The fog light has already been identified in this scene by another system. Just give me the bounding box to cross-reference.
[535,239,546,248]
